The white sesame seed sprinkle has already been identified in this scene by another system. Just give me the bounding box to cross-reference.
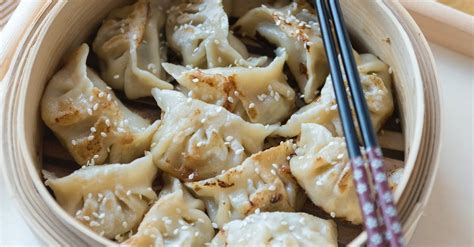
[87,135,94,141]
[113,74,120,79]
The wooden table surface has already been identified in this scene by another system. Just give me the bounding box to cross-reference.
[1,1,473,246]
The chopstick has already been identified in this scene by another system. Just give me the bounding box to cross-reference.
[314,0,404,246]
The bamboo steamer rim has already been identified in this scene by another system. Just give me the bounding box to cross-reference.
[0,0,441,246]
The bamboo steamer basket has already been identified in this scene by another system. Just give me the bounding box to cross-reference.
[0,0,441,246]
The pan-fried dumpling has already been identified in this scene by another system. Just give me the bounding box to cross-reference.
[290,124,401,224]
[276,53,394,137]
[222,0,289,17]
[290,123,361,224]
[388,168,404,192]
[210,212,338,247]
[123,175,214,246]
[234,1,328,103]
[162,49,295,124]
[185,141,305,228]
[93,0,172,99]
[166,0,267,68]
[41,44,160,166]
[150,89,277,181]
[44,155,158,239]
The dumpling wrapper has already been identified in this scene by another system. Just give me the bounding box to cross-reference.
[163,48,295,124]
[277,53,394,137]
[185,141,305,228]
[222,0,289,17]
[44,155,158,239]
[93,0,173,99]
[123,175,214,246]
[150,89,277,181]
[291,123,401,224]
[41,44,160,166]
[210,212,338,247]
[166,0,267,69]
[234,1,328,103]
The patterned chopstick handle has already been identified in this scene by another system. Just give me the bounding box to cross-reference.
[350,157,386,247]
[367,147,405,247]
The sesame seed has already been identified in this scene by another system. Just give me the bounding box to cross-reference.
[235,149,244,155]
[194,232,200,237]
[234,91,240,96]
[227,96,234,103]
[200,118,207,123]
[225,136,234,142]
[98,92,105,98]
[289,225,295,231]
[122,221,128,228]
[173,228,179,235]
[93,154,99,159]
[255,208,261,214]
[87,109,93,115]
[176,208,182,214]
[90,221,100,227]
[100,132,107,137]
[330,212,336,218]
[198,218,205,223]
[299,218,305,224]
[113,74,120,79]
[337,153,344,159]
[212,223,218,229]
[272,163,278,169]
[107,94,112,101]
[93,103,99,111]
[271,169,277,175]
[269,185,276,191]
[71,140,77,146]
[255,167,260,174]
[87,135,94,141]
[192,78,199,83]
[151,142,157,148]
[188,173,195,180]
[83,216,91,221]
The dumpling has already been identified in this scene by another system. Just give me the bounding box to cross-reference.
[276,53,394,137]
[185,141,305,228]
[162,49,295,124]
[210,212,338,247]
[290,124,400,224]
[234,1,328,103]
[41,44,160,166]
[290,123,361,224]
[150,89,277,181]
[222,0,289,17]
[44,155,158,239]
[123,175,214,246]
[388,168,404,192]
[166,0,267,68]
[93,0,172,99]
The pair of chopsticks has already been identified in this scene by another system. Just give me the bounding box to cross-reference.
[314,0,404,246]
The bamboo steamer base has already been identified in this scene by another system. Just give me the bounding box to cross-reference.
[0,0,441,246]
